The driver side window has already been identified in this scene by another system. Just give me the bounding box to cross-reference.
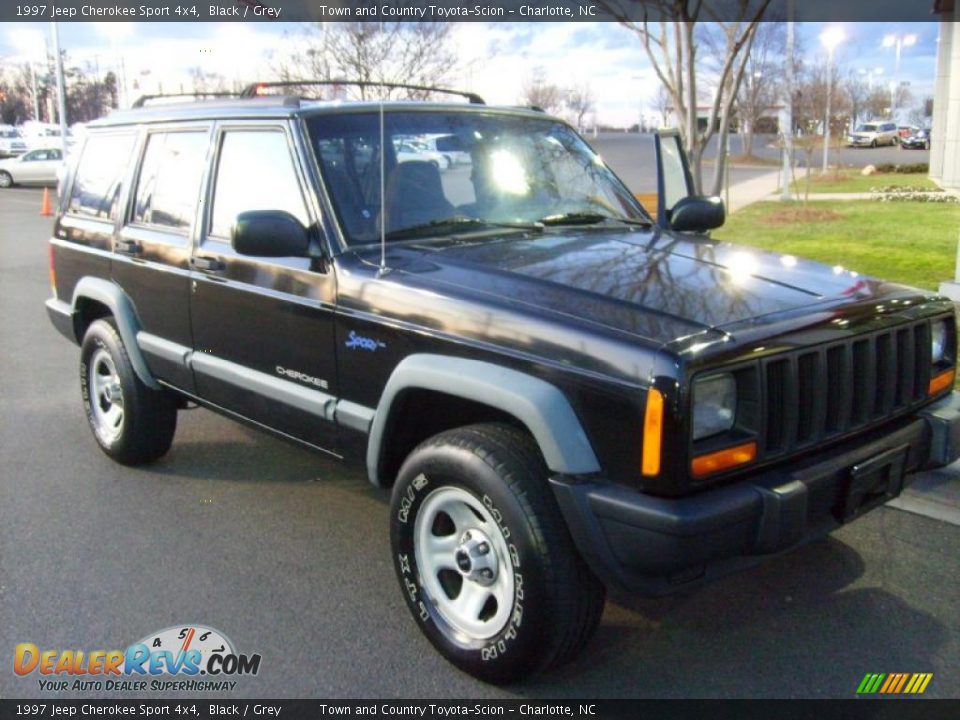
[209,129,310,240]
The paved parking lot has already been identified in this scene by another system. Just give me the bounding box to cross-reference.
[1,186,957,699]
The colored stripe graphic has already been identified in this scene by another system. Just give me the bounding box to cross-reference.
[857,673,932,694]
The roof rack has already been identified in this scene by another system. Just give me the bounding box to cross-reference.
[131,92,240,109]
[240,80,485,105]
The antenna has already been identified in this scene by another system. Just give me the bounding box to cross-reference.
[378,101,388,277]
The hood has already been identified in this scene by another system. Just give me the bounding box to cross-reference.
[385,228,908,342]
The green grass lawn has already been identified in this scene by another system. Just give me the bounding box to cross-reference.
[715,201,960,290]
[787,169,938,194]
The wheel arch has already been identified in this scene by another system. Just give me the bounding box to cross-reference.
[70,277,159,390]
[366,354,601,487]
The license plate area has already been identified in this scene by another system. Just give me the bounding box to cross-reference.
[834,444,908,522]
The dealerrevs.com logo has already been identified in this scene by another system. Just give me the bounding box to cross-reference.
[14,624,262,693]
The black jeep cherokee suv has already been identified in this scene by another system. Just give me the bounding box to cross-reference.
[45,88,960,683]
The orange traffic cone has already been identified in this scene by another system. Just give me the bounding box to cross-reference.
[40,187,53,217]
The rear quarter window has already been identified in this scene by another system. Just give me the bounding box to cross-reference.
[68,132,136,221]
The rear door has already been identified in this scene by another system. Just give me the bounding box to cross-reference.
[188,120,339,454]
[112,125,212,392]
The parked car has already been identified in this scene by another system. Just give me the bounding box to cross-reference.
[0,125,28,158]
[0,147,63,187]
[847,121,899,147]
[20,122,74,151]
[395,138,451,169]
[897,125,919,139]
[45,85,960,684]
[900,128,931,150]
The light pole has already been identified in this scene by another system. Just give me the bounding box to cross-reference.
[820,27,845,173]
[883,33,917,116]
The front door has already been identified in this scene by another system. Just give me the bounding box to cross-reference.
[189,122,339,454]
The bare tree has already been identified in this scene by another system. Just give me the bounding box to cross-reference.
[863,86,891,120]
[730,21,785,157]
[565,83,595,132]
[521,69,564,114]
[844,73,870,129]
[599,0,773,194]
[794,61,850,137]
[271,22,458,100]
[188,67,230,95]
[651,83,671,128]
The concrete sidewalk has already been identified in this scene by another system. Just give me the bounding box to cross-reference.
[892,463,960,527]
[759,191,960,202]
[726,168,781,212]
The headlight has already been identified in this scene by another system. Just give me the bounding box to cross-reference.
[692,373,736,440]
[932,319,949,364]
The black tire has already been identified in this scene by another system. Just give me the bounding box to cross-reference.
[80,319,177,465]
[0,171,13,188]
[870,139,877,148]
[390,422,605,684]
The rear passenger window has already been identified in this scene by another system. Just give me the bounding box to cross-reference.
[132,131,208,231]
[68,133,136,221]
[209,130,309,239]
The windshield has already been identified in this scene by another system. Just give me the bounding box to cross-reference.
[307,111,648,246]
[856,124,879,132]
[0,129,19,139]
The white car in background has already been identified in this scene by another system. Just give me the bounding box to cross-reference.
[0,126,28,158]
[395,139,451,169]
[0,147,64,188]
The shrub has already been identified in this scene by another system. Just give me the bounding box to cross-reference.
[873,163,929,174]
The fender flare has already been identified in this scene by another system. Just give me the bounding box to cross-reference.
[366,354,601,486]
[71,277,160,390]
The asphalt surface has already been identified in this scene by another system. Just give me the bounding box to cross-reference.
[1,185,958,700]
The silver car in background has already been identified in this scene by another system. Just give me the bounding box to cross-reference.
[0,147,64,188]
[847,121,899,148]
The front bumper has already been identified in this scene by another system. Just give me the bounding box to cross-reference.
[551,392,960,595]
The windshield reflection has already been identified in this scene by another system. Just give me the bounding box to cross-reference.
[307,110,649,246]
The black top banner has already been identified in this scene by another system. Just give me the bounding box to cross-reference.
[0,0,949,23]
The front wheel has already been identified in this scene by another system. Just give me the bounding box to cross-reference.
[80,319,178,464]
[390,423,605,684]
[0,171,13,188]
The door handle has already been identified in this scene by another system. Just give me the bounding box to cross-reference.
[190,256,226,272]
[114,239,141,255]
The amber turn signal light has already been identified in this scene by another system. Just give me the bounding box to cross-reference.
[928,368,955,396]
[641,388,664,477]
[691,441,757,478]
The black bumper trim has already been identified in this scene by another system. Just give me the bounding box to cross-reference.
[45,298,77,344]
[552,392,960,595]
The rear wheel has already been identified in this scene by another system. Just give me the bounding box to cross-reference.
[390,423,605,684]
[80,319,177,465]
[0,171,13,188]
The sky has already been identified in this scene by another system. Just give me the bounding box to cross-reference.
[0,20,942,127]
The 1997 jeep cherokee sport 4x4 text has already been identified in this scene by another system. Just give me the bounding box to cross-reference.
[45,83,960,684]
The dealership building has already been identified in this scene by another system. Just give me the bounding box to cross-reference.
[930,0,959,190]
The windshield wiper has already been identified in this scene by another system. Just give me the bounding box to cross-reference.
[537,211,651,227]
[384,216,544,241]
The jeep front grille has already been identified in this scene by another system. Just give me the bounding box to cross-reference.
[761,321,931,456]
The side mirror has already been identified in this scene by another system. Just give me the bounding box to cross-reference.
[232,210,310,258]
[669,196,726,233]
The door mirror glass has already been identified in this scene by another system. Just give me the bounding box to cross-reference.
[654,130,696,229]
[232,210,310,258]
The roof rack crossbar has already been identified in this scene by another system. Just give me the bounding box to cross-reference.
[240,80,485,105]
[131,92,241,109]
